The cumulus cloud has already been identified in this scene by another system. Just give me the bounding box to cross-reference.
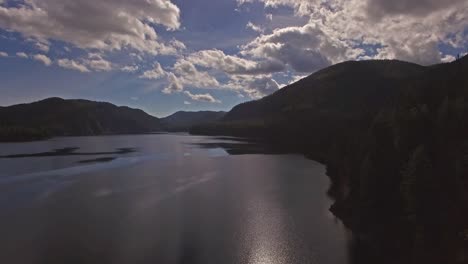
[0,51,7,57]
[140,63,166,80]
[246,21,264,33]
[225,75,280,98]
[169,39,187,50]
[155,59,221,94]
[56,55,112,72]
[184,91,221,103]
[84,53,112,71]
[237,0,322,16]
[172,59,220,88]
[16,52,28,58]
[0,0,182,54]
[241,23,353,72]
[237,0,468,66]
[33,54,52,66]
[153,49,286,98]
[57,59,90,72]
[33,41,50,53]
[121,65,139,73]
[441,54,456,63]
[163,72,183,94]
[151,49,288,98]
[187,49,285,75]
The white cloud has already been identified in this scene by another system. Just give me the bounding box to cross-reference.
[246,21,264,33]
[158,49,285,98]
[441,54,456,63]
[0,0,182,54]
[286,74,308,85]
[140,63,166,80]
[237,0,322,16]
[139,59,220,94]
[184,101,191,105]
[0,51,7,57]
[56,55,111,72]
[241,19,371,73]
[187,49,285,75]
[163,72,183,94]
[172,59,220,88]
[34,41,50,53]
[169,39,187,50]
[151,59,222,94]
[57,58,90,72]
[16,52,28,58]
[84,53,112,71]
[33,54,52,66]
[121,65,139,73]
[130,52,144,61]
[224,75,280,99]
[184,91,221,103]
[237,0,468,66]
[266,13,273,20]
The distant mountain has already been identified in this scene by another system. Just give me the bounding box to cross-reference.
[192,56,468,264]
[0,97,162,141]
[161,111,226,132]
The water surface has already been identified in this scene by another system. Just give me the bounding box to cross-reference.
[0,134,351,264]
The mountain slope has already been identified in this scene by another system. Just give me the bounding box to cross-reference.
[223,59,424,122]
[0,97,162,141]
[192,56,468,264]
[161,111,226,131]
[192,59,426,152]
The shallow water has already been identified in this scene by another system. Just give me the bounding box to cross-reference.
[0,134,351,264]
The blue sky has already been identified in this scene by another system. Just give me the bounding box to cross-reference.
[0,0,467,117]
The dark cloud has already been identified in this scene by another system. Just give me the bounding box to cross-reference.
[366,0,466,18]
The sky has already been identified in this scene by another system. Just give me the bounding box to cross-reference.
[0,0,467,117]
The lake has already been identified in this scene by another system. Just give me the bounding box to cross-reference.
[0,134,351,264]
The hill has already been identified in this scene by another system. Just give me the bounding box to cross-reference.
[192,59,426,152]
[0,97,163,141]
[223,59,424,122]
[161,111,226,132]
[192,56,468,264]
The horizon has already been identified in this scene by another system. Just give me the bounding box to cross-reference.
[1,0,467,116]
[0,96,229,118]
[1,54,466,118]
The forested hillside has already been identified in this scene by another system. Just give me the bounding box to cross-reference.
[192,56,468,264]
[161,111,225,132]
[0,97,162,141]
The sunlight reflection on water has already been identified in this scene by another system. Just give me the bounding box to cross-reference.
[0,134,350,264]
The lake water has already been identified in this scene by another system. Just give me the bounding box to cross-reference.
[0,134,351,264]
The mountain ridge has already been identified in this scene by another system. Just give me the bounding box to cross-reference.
[0,97,163,141]
[161,110,226,132]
